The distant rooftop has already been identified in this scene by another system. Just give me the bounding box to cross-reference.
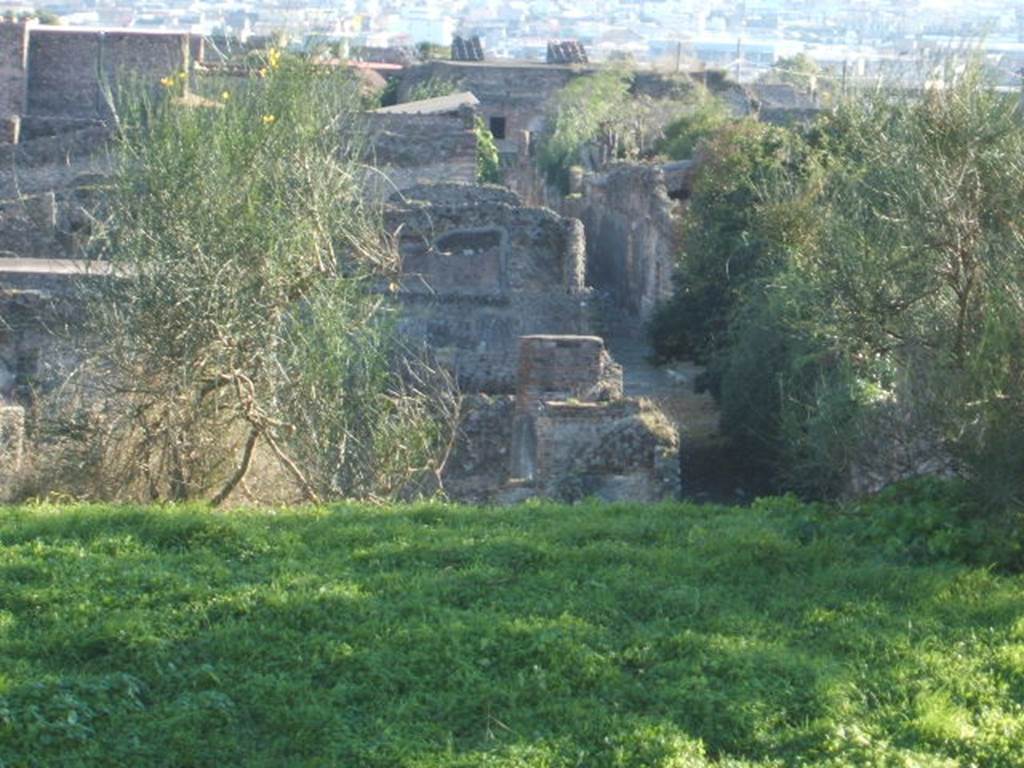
[374,91,479,116]
[16,23,192,36]
[451,35,484,62]
[546,40,589,65]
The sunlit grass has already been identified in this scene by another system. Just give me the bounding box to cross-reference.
[0,494,1021,766]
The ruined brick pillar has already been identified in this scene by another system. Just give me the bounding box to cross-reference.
[562,217,586,294]
[0,19,32,144]
[510,335,622,480]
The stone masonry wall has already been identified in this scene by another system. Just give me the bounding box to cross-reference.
[0,21,31,141]
[499,334,677,501]
[398,61,584,156]
[364,110,478,196]
[0,175,106,259]
[25,27,194,122]
[387,184,588,393]
[561,161,692,320]
[444,334,678,503]
[0,288,56,403]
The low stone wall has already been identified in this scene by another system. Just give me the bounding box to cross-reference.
[0,179,104,259]
[363,111,477,196]
[0,125,110,170]
[442,394,515,500]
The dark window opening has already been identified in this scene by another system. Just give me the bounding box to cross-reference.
[489,116,507,140]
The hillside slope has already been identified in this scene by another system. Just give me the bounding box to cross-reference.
[1,495,1022,766]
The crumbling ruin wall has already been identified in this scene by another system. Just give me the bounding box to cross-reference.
[0,175,105,259]
[0,287,60,403]
[561,161,691,320]
[26,28,192,122]
[442,394,515,500]
[398,61,581,156]
[364,111,478,195]
[0,21,31,143]
[0,277,92,499]
[533,401,678,501]
[0,125,109,170]
[0,24,202,142]
[507,335,677,501]
[387,184,588,393]
[441,335,678,503]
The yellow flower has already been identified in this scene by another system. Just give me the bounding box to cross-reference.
[268,47,281,69]
[220,90,230,101]
[159,75,175,88]
[261,114,276,125]
[258,67,268,79]
[177,70,187,81]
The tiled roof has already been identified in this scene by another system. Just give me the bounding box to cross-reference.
[451,35,484,62]
[374,91,480,115]
[546,40,589,65]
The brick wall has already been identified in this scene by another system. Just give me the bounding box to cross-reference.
[515,335,612,407]
[25,27,192,120]
[387,185,590,394]
[0,20,31,135]
[363,111,478,194]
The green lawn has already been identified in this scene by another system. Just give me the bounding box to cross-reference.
[1,492,1022,767]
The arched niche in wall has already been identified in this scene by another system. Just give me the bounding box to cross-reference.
[401,226,509,296]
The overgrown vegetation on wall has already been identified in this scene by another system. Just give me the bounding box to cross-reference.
[26,53,456,505]
[537,66,729,191]
[655,84,731,161]
[473,114,502,184]
[651,64,1024,529]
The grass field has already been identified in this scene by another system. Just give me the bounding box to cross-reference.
[1,488,1023,767]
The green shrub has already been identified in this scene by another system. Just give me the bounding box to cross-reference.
[655,88,730,161]
[474,115,502,184]
[36,52,455,505]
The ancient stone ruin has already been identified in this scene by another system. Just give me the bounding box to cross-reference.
[446,334,677,503]
[381,184,678,501]
[0,38,688,503]
[1,19,200,143]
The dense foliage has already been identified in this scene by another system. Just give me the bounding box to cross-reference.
[655,85,731,161]
[652,65,1024,514]
[538,68,721,189]
[1,491,1022,766]
[31,54,455,505]
[538,66,635,189]
[473,115,503,184]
